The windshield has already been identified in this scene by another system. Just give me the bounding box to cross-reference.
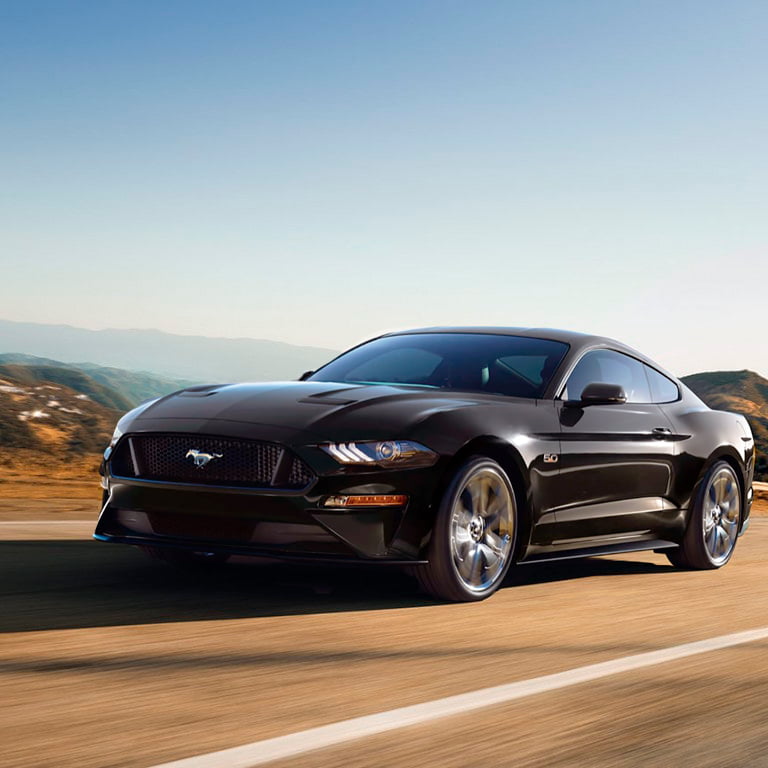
[309,333,569,398]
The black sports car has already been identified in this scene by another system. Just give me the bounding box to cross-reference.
[95,328,754,601]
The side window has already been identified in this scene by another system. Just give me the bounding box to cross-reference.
[645,365,679,403]
[563,350,652,403]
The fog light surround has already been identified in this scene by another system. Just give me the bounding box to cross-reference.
[323,494,408,508]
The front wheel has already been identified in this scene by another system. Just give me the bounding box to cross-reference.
[416,456,518,602]
[666,460,741,570]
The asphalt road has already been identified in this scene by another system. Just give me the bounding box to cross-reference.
[2,505,768,768]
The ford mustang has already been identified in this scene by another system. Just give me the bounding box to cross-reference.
[95,327,754,601]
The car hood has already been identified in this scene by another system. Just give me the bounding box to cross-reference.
[133,381,483,439]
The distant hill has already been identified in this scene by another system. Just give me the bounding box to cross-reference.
[0,319,338,383]
[0,366,121,457]
[0,353,196,408]
[0,363,133,411]
[682,370,768,479]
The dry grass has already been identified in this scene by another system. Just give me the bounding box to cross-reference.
[753,486,768,515]
[0,449,101,500]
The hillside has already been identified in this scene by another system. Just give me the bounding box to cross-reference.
[0,363,133,412]
[0,353,196,408]
[682,370,768,479]
[0,319,338,382]
[0,366,120,457]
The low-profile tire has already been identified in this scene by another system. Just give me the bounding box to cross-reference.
[140,546,230,569]
[666,460,741,570]
[416,456,518,602]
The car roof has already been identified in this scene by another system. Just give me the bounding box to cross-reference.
[386,326,595,344]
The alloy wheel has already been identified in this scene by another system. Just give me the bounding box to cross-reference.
[449,466,515,593]
[702,466,740,565]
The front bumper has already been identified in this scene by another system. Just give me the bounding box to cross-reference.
[94,465,439,562]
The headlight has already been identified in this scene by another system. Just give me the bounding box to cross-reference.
[109,424,123,448]
[320,440,438,468]
[103,424,123,460]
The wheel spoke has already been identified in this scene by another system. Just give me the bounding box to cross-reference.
[721,516,738,533]
[721,525,732,553]
[483,494,503,528]
[711,526,721,555]
[457,544,476,579]
[713,476,724,504]
[453,527,472,549]
[715,525,730,556]
[468,479,480,514]
[706,525,717,553]
[484,529,504,555]
[454,502,472,527]
[460,488,474,515]
[477,541,500,569]
[467,544,484,583]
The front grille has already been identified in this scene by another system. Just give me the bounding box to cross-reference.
[110,433,315,490]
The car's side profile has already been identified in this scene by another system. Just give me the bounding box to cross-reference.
[94,328,754,601]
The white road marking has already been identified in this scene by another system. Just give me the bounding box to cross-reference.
[149,626,768,768]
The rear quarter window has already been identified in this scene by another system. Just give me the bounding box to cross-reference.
[645,366,680,403]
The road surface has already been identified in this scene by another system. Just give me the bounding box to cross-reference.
[1,500,767,767]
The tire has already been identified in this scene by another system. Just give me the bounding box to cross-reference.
[416,456,518,602]
[140,546,230,569]
[666,460,741,570]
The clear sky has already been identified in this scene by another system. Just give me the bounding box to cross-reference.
[1,0,766,376]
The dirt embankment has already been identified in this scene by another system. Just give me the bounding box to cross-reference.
[0,450,102,500]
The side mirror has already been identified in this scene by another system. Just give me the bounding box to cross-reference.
[566,382,627,407]
[298,370,314,381]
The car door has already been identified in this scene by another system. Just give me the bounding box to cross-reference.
[550,349,677,544]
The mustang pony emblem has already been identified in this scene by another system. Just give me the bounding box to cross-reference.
[185,449,223,468]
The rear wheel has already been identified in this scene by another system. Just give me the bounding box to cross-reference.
[666,460,741,570]
[416,456,517,602]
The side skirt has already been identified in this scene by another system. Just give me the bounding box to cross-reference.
[518,538,678,565]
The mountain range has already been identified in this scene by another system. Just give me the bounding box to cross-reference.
[0,354,195,408]
[0,319,338,382]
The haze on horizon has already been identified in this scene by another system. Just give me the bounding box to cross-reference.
[1,1,766,378]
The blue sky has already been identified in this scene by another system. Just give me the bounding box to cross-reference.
[1,1,766,375]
